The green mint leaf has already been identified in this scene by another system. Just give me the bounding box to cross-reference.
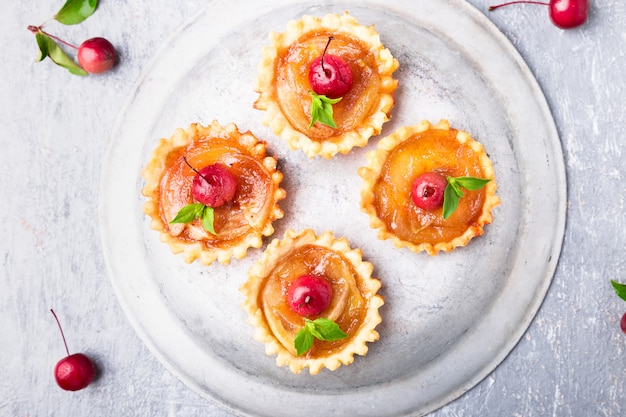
[309,91,341,128]
[442,183,460,220]
[454,177,491,191]
[442,175,490,220]
[170,203,204,224]
[294,318,347,356]
[446,176,464,197]
[55,0,98,25]
[294,326,314,356]
[35,33,87,76]
[311,318,348,341]
[201,206,217,235]
[611,280,626,302]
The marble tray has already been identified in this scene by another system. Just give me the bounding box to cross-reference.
[99,1,567,415]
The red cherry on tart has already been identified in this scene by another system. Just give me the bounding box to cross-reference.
[309,54,353,99]
[411,172,448,211]
[50,309,95,391]
[191,162,237,207]
[287,274,333,317]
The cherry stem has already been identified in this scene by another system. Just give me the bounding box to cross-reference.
[50,309,71,356]
[488,1,549,11]
[182,156,211,185]
[27,25,79,50]
[321,36,334,73]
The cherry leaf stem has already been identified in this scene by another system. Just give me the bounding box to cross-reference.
[55,0,98,25]
[321,36,334,73]
[488,1,549,11]
[181,155,212,185]
[34,33,87,76]
[32,27,79,50]
[50,309,71,356]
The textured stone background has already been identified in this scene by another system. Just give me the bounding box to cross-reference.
[1,0,624,416]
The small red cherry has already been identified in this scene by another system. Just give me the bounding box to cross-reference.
[77,37,117,74]
[411,172,448,211]
[51,309,95,391]
[620,312,626,334]
[549,0,588,28]
[488,0,589,29]
[287,275,333,318]
[308,37,353,99]
[187,160,237,208]
[54,353,96,391]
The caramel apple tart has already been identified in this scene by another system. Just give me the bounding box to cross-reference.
[241,229,384,375]
[359,119,500,255]
[142,120,286,265]
[254,12,399,159]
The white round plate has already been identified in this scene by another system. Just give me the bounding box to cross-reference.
[99,1,566,416]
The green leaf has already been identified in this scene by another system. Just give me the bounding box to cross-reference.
[442,175,491,220]
[35,33,49,62]
[454,177,491,191]
[442,184,460,220]
[312,318,348,341]
[293,318,347,356]
[611,280,626,302]
[170,203,204,224]
[201,206,217,235]
[294,326,315,356]
[35,33,87,76]
[55,0,98,25]
[309,91,341,128]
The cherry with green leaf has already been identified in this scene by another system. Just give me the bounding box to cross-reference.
[287,274,347,355]
[610,280,626,334]
[28,0,117,75]
[307,36,353,129]
[170,157,237,235]
[411,172,491,219]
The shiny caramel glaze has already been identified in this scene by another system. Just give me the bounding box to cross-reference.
[241,229,383,374]
[359,120,500,255]
[142,121,285,265]
[261,244,367,358]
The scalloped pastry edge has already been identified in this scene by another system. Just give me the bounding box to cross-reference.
[240,228,384,375]
[358,119,501,256]
[141,120,286,265]
[253,12,399,159]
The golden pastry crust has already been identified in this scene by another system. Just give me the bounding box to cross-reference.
[142,121,286,265]
[358,119,500,255]
[254,12,399,159]
[241,229,384,375]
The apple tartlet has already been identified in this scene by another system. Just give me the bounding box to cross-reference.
[142,121,286,265]
[241,229,384,375]
[359,119,500,255]
[254,12,399,159]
